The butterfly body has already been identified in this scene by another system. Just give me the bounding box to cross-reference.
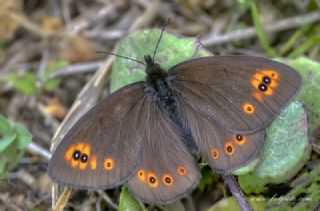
[144,55,197,152]
[49,54,301,204]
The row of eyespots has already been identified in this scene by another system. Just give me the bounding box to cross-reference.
[211,134,247,159]
[64,143,115,171]
[243,69,280,114]
[137,167,186,188]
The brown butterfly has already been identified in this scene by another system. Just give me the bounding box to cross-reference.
[48,31,301,204]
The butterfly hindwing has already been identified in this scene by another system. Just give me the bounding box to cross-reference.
[48,83,146,189]
[169,55,301,133]
[127,97,201,204]
[177,98,264,172]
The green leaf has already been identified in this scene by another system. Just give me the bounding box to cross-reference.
[286,57,320,132]
[0,134,16,151]
[250,1,277,57]
[207,196,266,211]
[5,72,38,95]
[255,102,309,183]
[238,102,309,191]
[2,142,19,164]
[0,114,13,135]
[111,29,211,92]
[0,161,7,180]
[14,123,32,150]
[42,60,68,91]
[119,186,143,211]
[238,172,265,194]
[198,167,216,193]
[235,0,251,13]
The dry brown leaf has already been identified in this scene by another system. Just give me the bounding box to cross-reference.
[41,16,63,35]
[0,0,22,41]
[44,97,67,119]
[58,35,96,63]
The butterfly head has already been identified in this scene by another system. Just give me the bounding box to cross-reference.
[145,55,166,85]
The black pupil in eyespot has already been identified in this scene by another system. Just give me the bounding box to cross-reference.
[73,150,81,160]
[227,146,233,152]
[80,154,88,163]
[150,177,156,183]
[165,177,171,183]
[263,76,271,84]
[107,162,111,167]
[236,134,243,141]
[258,83,267,91]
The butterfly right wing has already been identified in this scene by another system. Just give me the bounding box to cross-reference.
[48,83,146,190]
[176,98,264,173]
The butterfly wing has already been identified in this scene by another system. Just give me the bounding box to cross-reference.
[127,96,201,204]
[168,55,301,133]
[177,98,264,173]
[48,83,146,190]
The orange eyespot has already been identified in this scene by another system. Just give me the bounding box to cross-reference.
[242,103,255,114]
[90,155,97,170]
[162,174,174,186]
[211,148,219,159]
[147,172,158,188]
[137,169,146,182]
[104,157,114,171]
[225,142,235,155]
[177,167,186,176]
[233,134,247,146]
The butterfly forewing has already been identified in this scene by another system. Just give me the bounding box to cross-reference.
[168,56,301,133]
[48,83,146,189]
[127,97,201,204]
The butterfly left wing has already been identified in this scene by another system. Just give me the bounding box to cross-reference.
[168,55,301,133]
[127,97,201,204]
[48,83,146,189]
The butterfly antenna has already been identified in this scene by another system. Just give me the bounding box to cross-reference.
[152,18,171,61]
[96,51,146,65]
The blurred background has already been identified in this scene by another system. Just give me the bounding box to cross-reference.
[0,0,319,210]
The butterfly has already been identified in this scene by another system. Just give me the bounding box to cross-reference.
[48,30,301,204]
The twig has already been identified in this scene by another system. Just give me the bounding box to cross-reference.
[0,9,62,38]
[222,174,252,211]
[27,142,52,161]
[96,190,119,210]
[49,61,104,78]
[201,11,320,46]
[66,2,125,35]
[53,188,72,211]
[83,29,126,40]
